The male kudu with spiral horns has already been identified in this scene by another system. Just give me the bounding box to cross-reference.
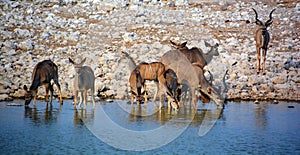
[252,8,276,74]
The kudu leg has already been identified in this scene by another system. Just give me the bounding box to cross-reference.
[54,80,63,104]
[74,90,78,108]
[262,49,267,74]
[256,47,261,74]
[91,88,96,108]
[192,88,198,108]
[33,94,37,106]
[130,94,135,105]
[77,91,83,108]
[83,89,87,109]
[49,84,54,104]
[45,84,50,103]
[143,85,148,103]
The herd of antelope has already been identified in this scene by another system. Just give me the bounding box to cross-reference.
[23,8,275,110]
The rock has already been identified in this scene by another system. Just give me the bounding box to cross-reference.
[0,94,9,101]
[14,28,31,39]
[19,40,34,51]
[272,76,287,84]
[122,32,138,42]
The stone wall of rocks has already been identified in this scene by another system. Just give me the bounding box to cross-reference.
[0,0,299,102]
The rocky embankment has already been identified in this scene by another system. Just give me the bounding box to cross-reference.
[0,0,299,102]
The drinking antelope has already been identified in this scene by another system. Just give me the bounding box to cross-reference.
[69,58,95,109]
[129,68,144,105]
[23,60,63,106]
[131,62,180,110]
[252,8,276,74]
[161,50,225,108]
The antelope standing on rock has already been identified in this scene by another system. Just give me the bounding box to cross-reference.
[252,8,276,74]
[23,60,63,107]
[69,58,96,109]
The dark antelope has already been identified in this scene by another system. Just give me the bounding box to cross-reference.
[252,8,276,74]
[69,58,95,109]
[23,60,63,106]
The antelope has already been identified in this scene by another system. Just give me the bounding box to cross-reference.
[23,60,63,106]
[160,68,181,110]
[161,50,226,108]
[129,68,144,105]
[252,8,276,74]
[193,65,227,108]
[161,50,199,106]
[170,40,219,69]
[120,51,137,73]
[122,51,180,110]
[133,62,180,110]
[69,58,95,109]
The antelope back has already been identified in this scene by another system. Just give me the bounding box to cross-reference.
[161,50,199,88]
[76,66,95,90]
[136,62,165,81]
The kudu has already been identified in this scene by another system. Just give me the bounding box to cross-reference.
[170,40,219,69]
[122,51,180,110]
[23,60,63,106]
[129,68,144,105]
[134,62,180,110]
[69,58,95,109]
[161,50,225,108]
[252,8,276,74]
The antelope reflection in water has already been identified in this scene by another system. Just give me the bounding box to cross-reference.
[254,102,267,129]
[24,104,62,124]
[73,109,95,126]
[129,103,224,127]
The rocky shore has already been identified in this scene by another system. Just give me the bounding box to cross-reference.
[0,0,299,102]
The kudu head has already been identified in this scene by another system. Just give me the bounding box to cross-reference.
[69,58,86,74]
[204,41,219,57]
[194,66,227,108]
[23,85,35,106]
[170,40,188,50]
[252,8,276,30]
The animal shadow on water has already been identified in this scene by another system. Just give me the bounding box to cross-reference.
[23,59,63,107]
[69,58,96,110]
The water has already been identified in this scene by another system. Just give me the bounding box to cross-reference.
[0,100,299,154]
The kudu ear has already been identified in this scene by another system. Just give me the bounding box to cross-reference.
[170,40,176,46]
[180,41,187,48]
[23,85,28,91]
[69,58,75,65]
